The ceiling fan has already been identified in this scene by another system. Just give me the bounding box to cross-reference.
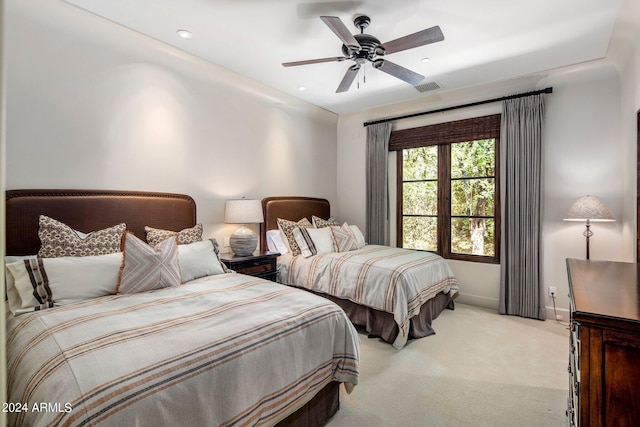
[282,15,444,93]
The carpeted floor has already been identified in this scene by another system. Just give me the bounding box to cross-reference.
[328,303,569,427]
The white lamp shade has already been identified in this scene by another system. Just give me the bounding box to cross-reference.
[564,195,615,222]
[224,199,264,224]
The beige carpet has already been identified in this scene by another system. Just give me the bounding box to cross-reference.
[328,303,569,427]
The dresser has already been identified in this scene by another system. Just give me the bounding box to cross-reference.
[566,258,640,427]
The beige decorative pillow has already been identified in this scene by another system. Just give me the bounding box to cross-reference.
[312,215,340,228]
[145,224,203,247]
[349,225,367,249]
[38,215,125,258]
[277,218,313,256]
[307,227,336,254]
[117,233,180,294]
[330,223,359,252]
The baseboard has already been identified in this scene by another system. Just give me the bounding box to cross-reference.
[457,294,570,322]
[455,293,499,311]
[545,305,570,322]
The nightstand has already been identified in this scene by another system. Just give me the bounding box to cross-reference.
[219,251,280,281]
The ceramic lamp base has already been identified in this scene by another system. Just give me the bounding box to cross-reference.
[230,225,258,256]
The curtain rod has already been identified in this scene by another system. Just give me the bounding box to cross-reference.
[363,87,553,127]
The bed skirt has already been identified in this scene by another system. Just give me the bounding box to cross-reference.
[276,381,340,426]
[317,291,456,345]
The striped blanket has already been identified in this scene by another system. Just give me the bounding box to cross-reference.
[278,245,459,349]
[6,273,359,427]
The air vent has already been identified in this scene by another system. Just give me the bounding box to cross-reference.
[414,81,442,93]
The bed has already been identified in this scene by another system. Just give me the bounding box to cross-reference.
[5,189,359,427]
[261,196,459,350]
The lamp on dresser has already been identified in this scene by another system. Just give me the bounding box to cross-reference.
[224,198,264,256]
[563,195,615,259]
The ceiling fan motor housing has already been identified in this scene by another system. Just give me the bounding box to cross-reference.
[342,33,383,60]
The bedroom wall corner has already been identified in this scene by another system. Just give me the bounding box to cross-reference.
[1,0,8,418]
[4,0,339,251]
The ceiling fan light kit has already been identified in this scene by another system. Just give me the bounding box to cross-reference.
[283,14,444,93]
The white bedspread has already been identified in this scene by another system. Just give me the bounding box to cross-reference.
[278,245,459,349]
[6,273,359,427]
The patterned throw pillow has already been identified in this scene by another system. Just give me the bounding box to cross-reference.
[145,224,203,247]
[293,227,317,258]
[38,215,126,257]
[117,233,181,294]
[312,215,340,228]
[330,223,359,252]
[277,218,313,256]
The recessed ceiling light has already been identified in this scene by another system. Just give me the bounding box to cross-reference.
[421,57,430,63]
[297,85,307,91]
[177,29,193,39]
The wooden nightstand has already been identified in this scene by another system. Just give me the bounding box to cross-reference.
[219,251,280,281]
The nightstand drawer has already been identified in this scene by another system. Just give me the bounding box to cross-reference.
[234,258,276,276]
[219,251,279,281]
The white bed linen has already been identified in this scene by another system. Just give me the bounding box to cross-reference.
[278,245,459,349]
[6,273,359,427]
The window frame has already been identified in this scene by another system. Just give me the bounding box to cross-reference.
[392,114,501,264]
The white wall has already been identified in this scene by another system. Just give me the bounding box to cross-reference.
[541,65,626,318]
[1,0,8,421]
[337,63,630,317]
[4,0,339,246]
[619,21,640,264]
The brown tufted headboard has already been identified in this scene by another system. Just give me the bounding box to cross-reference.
[260,196,330,252]
[5,189,197,256]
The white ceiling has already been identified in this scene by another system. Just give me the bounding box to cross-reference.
[62,0,622,114]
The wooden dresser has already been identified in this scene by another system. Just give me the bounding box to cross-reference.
[566,259,640,427]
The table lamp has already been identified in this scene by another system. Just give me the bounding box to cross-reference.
[563,195,615,259]
[225,199,264,256]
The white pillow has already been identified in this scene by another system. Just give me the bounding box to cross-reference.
[179,239,226,282]
[307,227,336,254]
[266,229,289,255]
[6,252,122,315]
[349,225,366,249]
[5,255,37,316]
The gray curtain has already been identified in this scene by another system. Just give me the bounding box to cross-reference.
[499,94,545,320]
[366,122,392,245]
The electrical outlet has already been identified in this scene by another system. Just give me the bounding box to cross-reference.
[548,286,557,297]
[223,237,230,247]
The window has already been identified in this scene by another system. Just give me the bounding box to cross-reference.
[392,115,500,263]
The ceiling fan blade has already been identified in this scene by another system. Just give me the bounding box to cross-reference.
[336,65,360,93]
[282,57,347,67]
[373,59,424,86]
[380,26,444,55]
[320,16,361,50]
